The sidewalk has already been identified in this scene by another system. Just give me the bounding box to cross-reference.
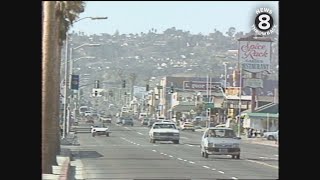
[42,147,73,180]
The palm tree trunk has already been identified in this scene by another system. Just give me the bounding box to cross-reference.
[53,12,62,155]
[42,1,58,174]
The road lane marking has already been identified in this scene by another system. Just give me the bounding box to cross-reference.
[152,150,157,152]
[246,159,278,169]
[163,153,167,155]
[160,152,164,155]
[211,168,216,171]
[153,144,158,146]
[231,177,238,180]
[180,137,189,139]
[274,155,278,157]
[218,171,225,174]
[187,144,194,147]
[259,157,277,160]
[184,160,188,162]
[136,144,140,146]
[189,161,195,164]
[124,127,130,129]
[177,158,183,160]
[137,132,143,135]
[202,165,209,169]
[169,155,173,158]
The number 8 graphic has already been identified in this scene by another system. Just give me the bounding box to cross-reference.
[258,14,271,30]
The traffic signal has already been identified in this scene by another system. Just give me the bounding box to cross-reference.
[122,80,126,88]
[146,84,149,91]
[71,75,79,90]
[170,86,174,93]
[95,80,100,88]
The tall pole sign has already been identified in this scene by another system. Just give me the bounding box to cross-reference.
[238,35,273,112]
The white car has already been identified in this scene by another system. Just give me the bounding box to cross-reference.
[149,122,180,144]
[263,130,278,140]
[200,127,241,159]
[180,122,195,131]
[91,125,110,137]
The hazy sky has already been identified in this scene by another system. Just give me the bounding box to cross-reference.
[70,1,279,35]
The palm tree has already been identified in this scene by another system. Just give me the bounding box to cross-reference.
[42,1,57,174]
[54,1,85,154]
[42,0,85,174]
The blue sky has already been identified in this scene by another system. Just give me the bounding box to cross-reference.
[70,1,279,35]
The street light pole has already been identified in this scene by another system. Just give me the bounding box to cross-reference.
[68,44,101,133]
[62,16,108,138]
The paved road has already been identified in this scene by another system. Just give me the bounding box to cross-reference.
[70,119,278,180]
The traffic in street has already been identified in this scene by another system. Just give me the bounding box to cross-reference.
[70,118,278,180]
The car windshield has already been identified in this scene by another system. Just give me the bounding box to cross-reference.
[208,129,236,138]
[153,124,176,129]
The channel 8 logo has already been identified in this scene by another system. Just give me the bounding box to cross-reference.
[252,8,277,35]
[255,12,274,32]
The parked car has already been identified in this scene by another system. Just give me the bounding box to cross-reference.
[200,127,241,159]
[263,130,278,140]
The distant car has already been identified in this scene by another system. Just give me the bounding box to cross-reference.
[161,120,172,123]
[200,127,241,159]
[84,111,92,117]
[147,119,156,127]
[122,118,134,126]
[263,130,278,140]
[116,117,123,124]
[149,122,180,144]
[141,118,149,126]
[180,122,195,131]
[91,124,110,137]
[101,116,112,123]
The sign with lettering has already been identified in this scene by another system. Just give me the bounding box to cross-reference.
[183,81,221,91]
[243,78,263,88]
[239,40,272,73]
[225,87,240,96]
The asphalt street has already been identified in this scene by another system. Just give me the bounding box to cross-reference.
[70,119,278,180]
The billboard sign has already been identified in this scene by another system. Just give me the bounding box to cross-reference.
[183,81,221,91]
[225,87,240,96]
[239,40,272,73]
[243,78,263,88]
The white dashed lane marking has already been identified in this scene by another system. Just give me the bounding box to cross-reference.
[177,158,183,160]
[189,161,195,164]
[169,155,173,158]
[246,159,278,169]
[187,144,194,147]
[231,177,238,180]
[152,150,157,152]
[211,168,216,171]
[218,171,225,174]
[202,165,210,169]
[137,132,143,135]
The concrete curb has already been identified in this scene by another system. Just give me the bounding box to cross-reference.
[42,148,72,180]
